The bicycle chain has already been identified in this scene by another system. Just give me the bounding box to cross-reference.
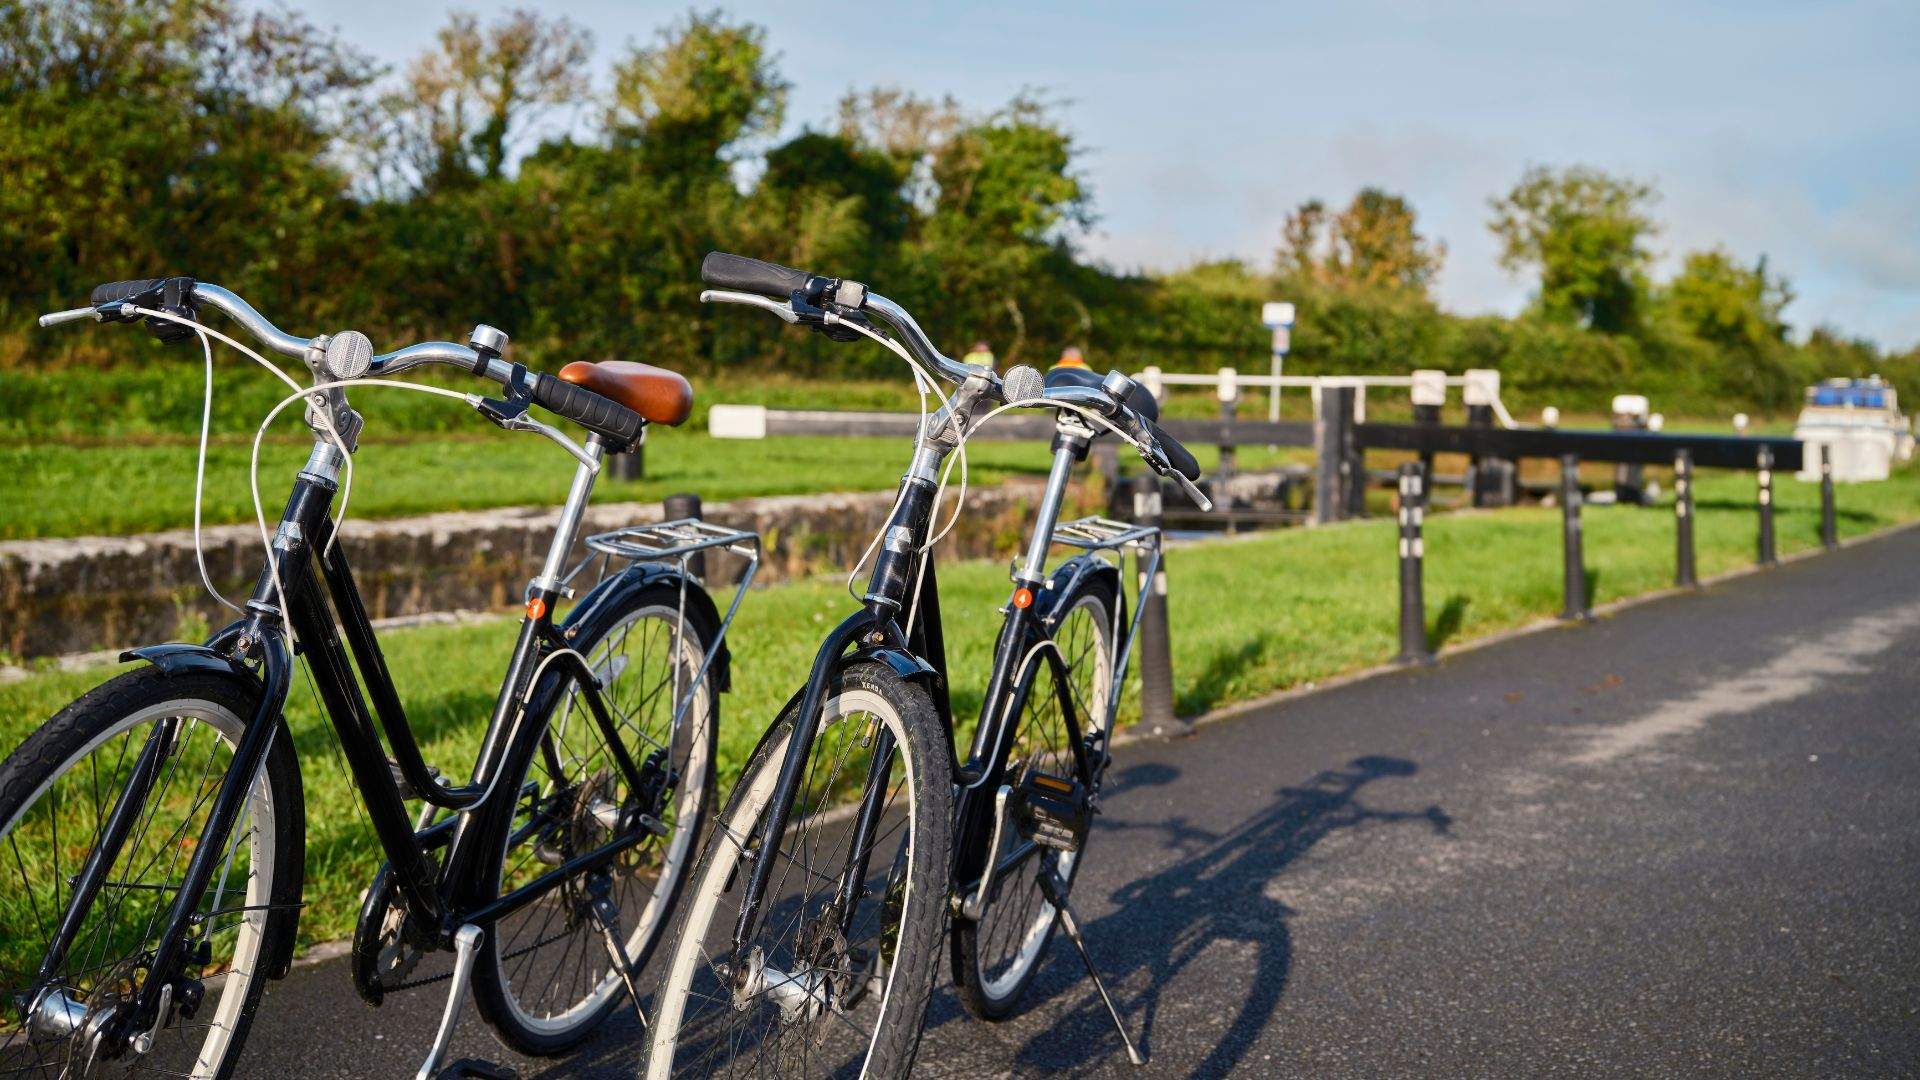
[381,923,584,993]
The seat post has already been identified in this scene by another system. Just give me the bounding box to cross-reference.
[532,435,608,594]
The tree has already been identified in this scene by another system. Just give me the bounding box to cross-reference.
[1663,248,1792,354]
[607,10,787,175]
[1333,189,1444,292]
[1488,164,1658,332]
[366,9,591,195]
[0,0,374,312]
[1275,199,1327,284]
[1659,247,1801,405]
[1276,189,1442,294]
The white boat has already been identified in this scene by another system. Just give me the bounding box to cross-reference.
[1792,376,1914,482]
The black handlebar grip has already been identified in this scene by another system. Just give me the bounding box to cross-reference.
[701,251,814,298]
[1146,417,1202,481]
[529,372,645,448]
[90,279,166,306]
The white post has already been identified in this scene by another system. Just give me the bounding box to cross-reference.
[1269,329,1285,423]
[1262,301,1295,447]
[1140,365,1164,402]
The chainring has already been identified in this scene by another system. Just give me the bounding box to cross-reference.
[350,862,426,1006]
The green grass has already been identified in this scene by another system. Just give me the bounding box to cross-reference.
[2,432,1301,540]
[2,464,1915,957]
[2,359,1770,539]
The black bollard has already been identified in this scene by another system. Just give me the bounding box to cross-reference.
[1217,392,1238,488]
[1674,450,1697,588]
[1756,446,1777,567]
[1394,462,1433,665]
[1129,473,1187,738]
[1560,454,1589,621]
[1820,444,1838,550]
[662,492,706,578]
[1313,386,1355,525]
[609,444,644,482]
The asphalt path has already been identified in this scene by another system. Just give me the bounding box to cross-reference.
[243,524,1920,1078]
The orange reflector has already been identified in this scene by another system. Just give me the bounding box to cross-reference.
[1012,587,1034,609]
[526,597,548,620]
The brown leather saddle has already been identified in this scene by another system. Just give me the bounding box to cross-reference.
[555,361,694,427]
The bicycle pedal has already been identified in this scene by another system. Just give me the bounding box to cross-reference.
[436,1059,518,1080]
[1012,771,1090,853]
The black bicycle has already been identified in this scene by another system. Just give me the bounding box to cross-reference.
[642,253,1209,1077]
[1,279,756,1078]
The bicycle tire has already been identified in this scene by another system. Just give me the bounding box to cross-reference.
[644,661,952,1079]
[0,667,303,1079]
[470,581,723,1055]
[951,572,1118,1020]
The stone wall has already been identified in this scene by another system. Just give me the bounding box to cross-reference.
[0,479,1092,657]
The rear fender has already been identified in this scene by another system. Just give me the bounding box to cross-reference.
[562,562,732,692]
[1037,555,1124,629]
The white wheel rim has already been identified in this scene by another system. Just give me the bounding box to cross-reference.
[0,698,276,1080]
[496,605,714,1036]
[647,688,917,1080]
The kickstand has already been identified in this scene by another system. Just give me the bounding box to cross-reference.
[416,925,522,1080]
[585,871,649,1029]
[1037,870,1147,1067]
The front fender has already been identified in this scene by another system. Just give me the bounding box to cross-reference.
[118,640,304,980]
[120,642,257,683]
[847,645,940,688]
[733,641,947,781]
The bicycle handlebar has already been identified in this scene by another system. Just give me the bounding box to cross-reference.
[700,249,1209,507]
[42,279,647,447]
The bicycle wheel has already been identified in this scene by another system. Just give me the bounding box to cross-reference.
[952,572,1117,1020]
[471,582,722,1054]
[644,661,952,1079]
[0,667,303,1078]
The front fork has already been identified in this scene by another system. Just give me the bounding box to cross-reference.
[31,598,297,1057]
[727,452,942,960]
[27,450,335,1054]
[726,417,1092,961]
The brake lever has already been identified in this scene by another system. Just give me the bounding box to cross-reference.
[38,307,101,328]
[1143,441,1214,513]
[698,289,800,324]
[463,394,601,472]
[1171,469,1214,514]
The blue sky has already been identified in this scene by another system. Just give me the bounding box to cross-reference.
[307,0,1920,348]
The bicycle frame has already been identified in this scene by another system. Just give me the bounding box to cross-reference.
[30,430,727,1047]
[728,405,1155,954]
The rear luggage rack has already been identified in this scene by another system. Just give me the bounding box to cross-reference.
[584,518,760,563]
[573,516,761,732]
[1051,516,1159,553]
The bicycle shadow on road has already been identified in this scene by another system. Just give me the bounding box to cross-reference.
[925,754,1451,1077]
